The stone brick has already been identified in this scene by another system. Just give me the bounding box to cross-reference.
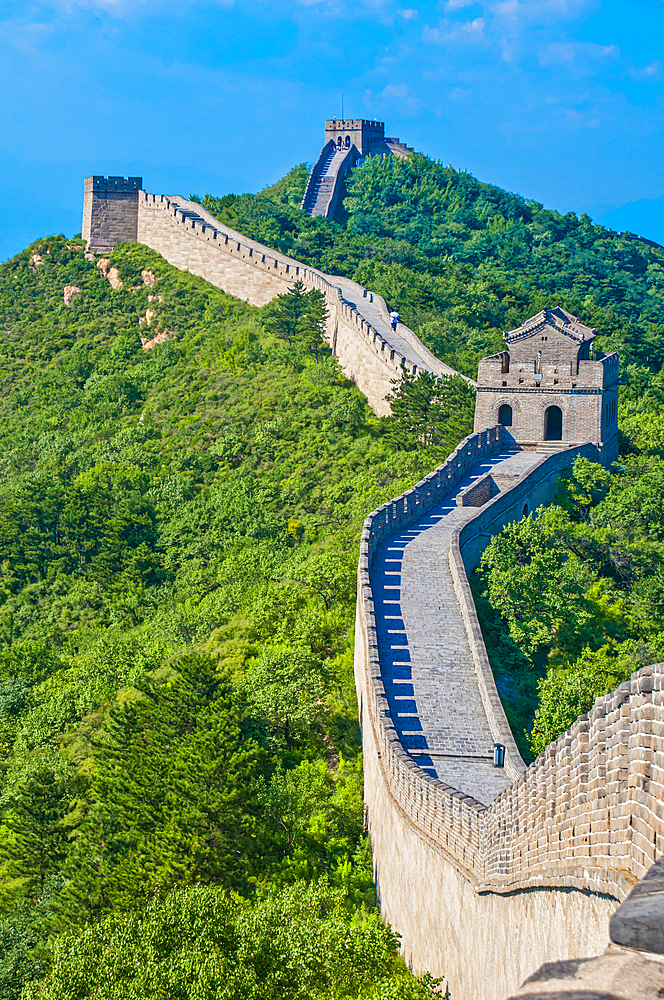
[473,307,619,464]
[355,425,664,1000]
[82,180,459,417]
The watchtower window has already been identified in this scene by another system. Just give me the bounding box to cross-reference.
[544,405,563,441]
[498,404,513,426]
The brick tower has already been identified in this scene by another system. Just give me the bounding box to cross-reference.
[473,306,619,464]
[82,176,142,252]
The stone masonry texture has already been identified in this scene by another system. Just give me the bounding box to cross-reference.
[356,428,664,1000]
[83,176,141,253]
[474,307,619,463]
[82,181,458,416]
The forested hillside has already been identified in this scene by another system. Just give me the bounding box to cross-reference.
[2,151,664,996]
[0,238,443,998]
[199,155,664,376]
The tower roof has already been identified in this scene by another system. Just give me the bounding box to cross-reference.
[504,306,596,348]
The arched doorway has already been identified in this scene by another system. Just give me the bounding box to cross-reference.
[544,405,563,441]
[498,403,513,426]
[345,135,351,148]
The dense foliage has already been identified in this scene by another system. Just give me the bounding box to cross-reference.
[0,236,448,997]
[199,155,664,765]
[475,446,664,759]
[24,882,441,1000]
[197,156,664,377]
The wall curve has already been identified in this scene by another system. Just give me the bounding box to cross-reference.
[355,431,664,999]
[135,192,461,416]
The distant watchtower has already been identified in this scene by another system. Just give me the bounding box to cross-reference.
[473,307,619,464]
[301,120,414,220]
[323,119,413,158]
[82,176,142,253]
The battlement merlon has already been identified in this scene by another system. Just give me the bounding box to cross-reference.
[84,176,142,196]
[477,349,619,388]
[504,305,598,365]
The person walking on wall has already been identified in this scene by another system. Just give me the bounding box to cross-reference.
[389,310,400,331]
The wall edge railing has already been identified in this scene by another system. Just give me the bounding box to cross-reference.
[358,432,663,901]
[137,191,465,387]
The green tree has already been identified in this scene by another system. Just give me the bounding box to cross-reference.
[24,881,441,1000]
[0,768,71,898]
[244,645,326,747]
[58,655,266,924]
[299,288,328,359]
[263,281,309,345]
[530,644,634,754]
[479,510,593,658]
[386,371,474,453]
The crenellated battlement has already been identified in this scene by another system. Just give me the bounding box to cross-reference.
[81,169,662,998]
[355,428,664,998]
[85,175,142,195]
[133,190,457,412]
[83,174,141,252]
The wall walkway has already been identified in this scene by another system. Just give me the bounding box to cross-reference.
[355,428,664,999]
[123,183,664,997]
[136,192,461,415]
[371,446,540,807]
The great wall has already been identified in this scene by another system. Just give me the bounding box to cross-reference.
[82,138,664,1000]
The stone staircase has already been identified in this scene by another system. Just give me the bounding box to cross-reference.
[536,440,570,456]
[301,144,340,216]
[371,447,543,805]
[385,138,415,158]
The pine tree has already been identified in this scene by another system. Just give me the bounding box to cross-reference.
[0,768,70,897]
[386,371,474,452]
[58,655,267,925]
[298,289,328,360]
[263,281,308,345]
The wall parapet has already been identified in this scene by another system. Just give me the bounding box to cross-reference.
[137,192,451,384]
[357,433,664,902]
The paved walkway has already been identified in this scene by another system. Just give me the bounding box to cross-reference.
[371,449,542,806]
[330,276,459,378]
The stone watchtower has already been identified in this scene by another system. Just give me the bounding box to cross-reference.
[473,306,619,464]
[82,176,142,253]
[323,119,414,160]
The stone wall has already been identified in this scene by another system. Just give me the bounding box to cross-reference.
[509,856,664,999]
[83,176,141,253]
[135,192,440,415]
[355,431,664,999]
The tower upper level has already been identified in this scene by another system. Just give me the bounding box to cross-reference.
[324,119,386,156]
[474,306,618,463]
[504,306,596,366]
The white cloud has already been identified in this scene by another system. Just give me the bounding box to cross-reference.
[630,59,663,80]
[400,7,418,18]
[491,0,594,24]
[422,16,485,45]
[443,0,477,9]
[540,40,619,74]
[381,82,410,97]
[450,86,473,101]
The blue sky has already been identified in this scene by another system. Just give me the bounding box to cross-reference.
[1,0,664,260]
